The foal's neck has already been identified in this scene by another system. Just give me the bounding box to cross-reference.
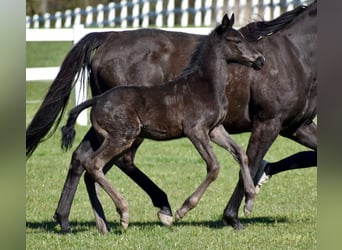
[197,39,229,93]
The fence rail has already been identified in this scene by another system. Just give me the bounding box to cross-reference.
[26,0,303,29]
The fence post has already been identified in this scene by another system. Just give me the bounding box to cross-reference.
[73,25,88,126]
[55,11,62,28]
[142,0,150,27]
[156,0,163,27]
[108,2,116,27]
[74,8,81,25]
[204,0,212,26]
[43,13,50,28]
[194,0,202,26]
[167,0,175,27]
[33,14,39,28]
[120,0,128,28]
[216,0,223,23]
[97,4,104,27]
[132,0,140,27]
[181,0,189,27]
[86,6,93,26]
[65,9,72,27]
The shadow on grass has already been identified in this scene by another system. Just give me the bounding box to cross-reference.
[26,216,290,234]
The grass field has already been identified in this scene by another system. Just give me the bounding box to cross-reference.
[26,43,317,249]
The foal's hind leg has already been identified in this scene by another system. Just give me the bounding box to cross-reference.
[209,125,256,215]
[175,127,220,220]
[84,138,173,230]
[115,138,173,226]
[84,162,112,233]
[83,137,133,232]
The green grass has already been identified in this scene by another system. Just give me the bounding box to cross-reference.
[26,43,317,249]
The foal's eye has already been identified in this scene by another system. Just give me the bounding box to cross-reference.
[235,39,242,44]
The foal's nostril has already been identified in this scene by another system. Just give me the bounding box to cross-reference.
[253,56,265,69]
[257,56,265,66]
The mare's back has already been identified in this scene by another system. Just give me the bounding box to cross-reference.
[92,29,202,87]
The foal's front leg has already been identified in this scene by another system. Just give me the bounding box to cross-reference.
[209,125,256,215]
[175,128,220,220]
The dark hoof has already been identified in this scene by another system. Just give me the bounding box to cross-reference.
[222,216,244,230]
[53,213,71,232]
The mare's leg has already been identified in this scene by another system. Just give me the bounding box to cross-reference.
[223,118,281,230]
[255,122,317,187]
[264,151,316,176]
[84,137,173,228]
[209,125,256,215]
[175,127,220,220]
[53,128,100,231]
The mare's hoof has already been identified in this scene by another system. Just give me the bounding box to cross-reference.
[158,211,173,227]
[222,216,245,230]
[53,213,71,232]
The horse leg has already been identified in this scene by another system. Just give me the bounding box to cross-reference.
[53,128,100,232]
[175,128,220,220]
[223,118,281,230]
[84,137,173,228]
[263,151,316,176]
[84,162,112,233]
[209,125,256,215]
[255,122,317,183]
[83,139,130,232]
[282,121,317,150]
[53,141,88,231]
[115,138,173,226]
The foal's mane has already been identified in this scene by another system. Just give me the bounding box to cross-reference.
[174,24,225,79]
[240,4,308,42]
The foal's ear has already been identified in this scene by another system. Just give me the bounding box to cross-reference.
[221,13,235,29]
[229,13,235,27]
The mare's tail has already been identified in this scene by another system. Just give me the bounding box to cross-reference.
[26,32,111,158]
[61,99,95,151]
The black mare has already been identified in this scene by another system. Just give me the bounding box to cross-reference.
[26,1,316,232]
[60,14,264,232]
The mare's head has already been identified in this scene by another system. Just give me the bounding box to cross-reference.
[214,14,265,70]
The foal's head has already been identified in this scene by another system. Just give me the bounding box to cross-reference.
[214,14,265,70]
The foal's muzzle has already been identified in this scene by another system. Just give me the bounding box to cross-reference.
[252,56,265,70]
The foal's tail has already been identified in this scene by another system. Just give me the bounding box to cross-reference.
[26,32,111,158]
[61,99,95,151]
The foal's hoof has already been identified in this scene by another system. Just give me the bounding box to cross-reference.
[120,212,130,230]
[243,199,254,217]
[121,220,129,230]
[175,210,184,221]
[158,211,173,227]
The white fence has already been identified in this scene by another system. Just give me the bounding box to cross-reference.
[26,0,301,29]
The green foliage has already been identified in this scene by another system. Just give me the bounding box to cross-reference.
[26,42,317,249]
